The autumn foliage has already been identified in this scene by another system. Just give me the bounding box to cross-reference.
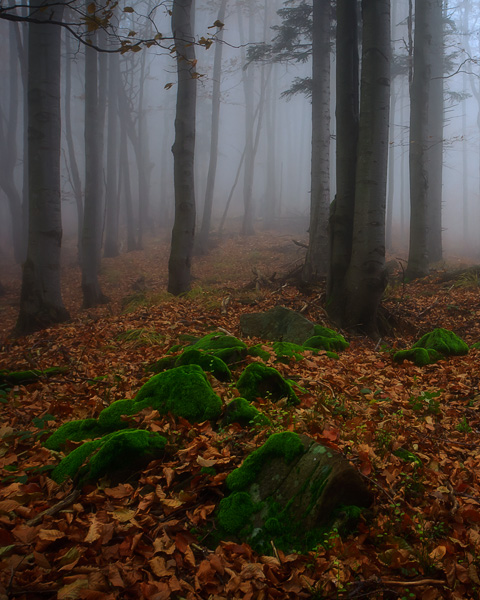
[1,232,480,599]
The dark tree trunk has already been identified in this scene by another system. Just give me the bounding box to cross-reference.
[167,0,197,296]
[197,0,227,253]
[15,0,69,335]
[302,0,331,282]
[327,0,359,318]
[104,52,120,258]
[81,27,108,307]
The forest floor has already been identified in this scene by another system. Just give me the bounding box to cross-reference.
[1,229,480,599]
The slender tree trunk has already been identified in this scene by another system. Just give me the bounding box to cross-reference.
[137,49,152,249]
[327,0,359,316]
[168,0,197,295]
[81,27,108,307]
[120,126,137,252]
[0,9,24,263]
[15,0,69,335]
[406,0,432,280]
[64,32,83,262]
[426,0,444,263]
[302,0,331,282]
[104,52,120,258]
[342,0,390,337]
[197,0,227,252]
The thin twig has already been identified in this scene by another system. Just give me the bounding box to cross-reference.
[26,489,81,526]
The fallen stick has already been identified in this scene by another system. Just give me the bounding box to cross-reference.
[26,489,81,526]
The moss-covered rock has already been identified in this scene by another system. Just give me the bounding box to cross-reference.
[236,363,299,405]
[45,365,222,450]
[304,326,349,353]
[144,355,177,374]
[240,306,317,344]
[222,398,270,428]
[190,332,248,365]
[217,433,373,554]
[394,328,469,366]
[175,349,231,381]
[134,364,222,422]
[51,429,167,484]
[272,342,305,363]
[44,418,110,451]
[247,344,271,362]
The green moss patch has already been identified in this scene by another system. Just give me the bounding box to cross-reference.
[394,328,469,366]
[222,398,270,428]
[217,433,372,554]
[304,326,349,353]
[134,364,222,421]
[236,363,299,405]
[51,429,167,484]
[45,365,222,450]
[190,332,248,365]
[226,432,305,491]
[175,349,231,381]
[44,419,110,451]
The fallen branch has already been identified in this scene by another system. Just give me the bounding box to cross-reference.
[26,489,81,526]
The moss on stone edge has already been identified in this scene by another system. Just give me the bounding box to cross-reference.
[394,328,469,366]
[304,326,349,353]
[236,362,299,405]
[191,332,248,365]
[222,398,270,428]
[226,431,305,491]
[44,419,113,451]
[51,429,167,484]
[175,349,232,381]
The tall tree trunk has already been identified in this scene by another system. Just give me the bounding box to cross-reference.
[0,7,24,263]
[302,0,331,282]
[327,0,359,316]
[81,27,108,307]
[426,0,444,263]
[406,0,432,280]
[342,0,390,337]
[15,0,69,335]
[167,0,197,295]
[197,0,227,252]
[137,49,152,249]
[64,32,83,262]
[104,52,120,258]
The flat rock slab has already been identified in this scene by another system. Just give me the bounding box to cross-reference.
[240,306,317,345]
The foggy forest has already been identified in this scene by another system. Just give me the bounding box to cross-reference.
[4,1,480,599]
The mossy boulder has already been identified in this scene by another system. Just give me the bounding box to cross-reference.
[304,326,349,353]
[236,363,299,405]
[51,429,167,485]
[175,349,231,381]
[240,306,318,345]
[190,332,248,365]
[222,398,270,428]
[134,364,222,421]
[145,355,177,374]
[394,328,469,366]
[44,418,112,451]
[217,432,373,554]
[45,365,222,450]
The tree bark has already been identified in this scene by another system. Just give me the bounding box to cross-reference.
[81,27,108,307]
[302,0,331,282]
[327,0,359,317]
[15,0,69,335]
[335,0,391,337]
[104,51,120,258]
[406,0,432,280]
[197,0,227,253]
[167,0,197,295]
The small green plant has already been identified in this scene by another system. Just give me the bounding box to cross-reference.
[408,390,441,415]
[456,417,472,433]
[115,328,165,347]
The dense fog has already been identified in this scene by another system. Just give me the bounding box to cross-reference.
[1,0,480,266]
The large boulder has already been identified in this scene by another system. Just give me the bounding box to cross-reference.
[217,432,373,554]
[394,328,469,366]
[240,306,318,345]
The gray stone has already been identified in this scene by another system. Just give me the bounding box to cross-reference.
[240,306,317,345]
